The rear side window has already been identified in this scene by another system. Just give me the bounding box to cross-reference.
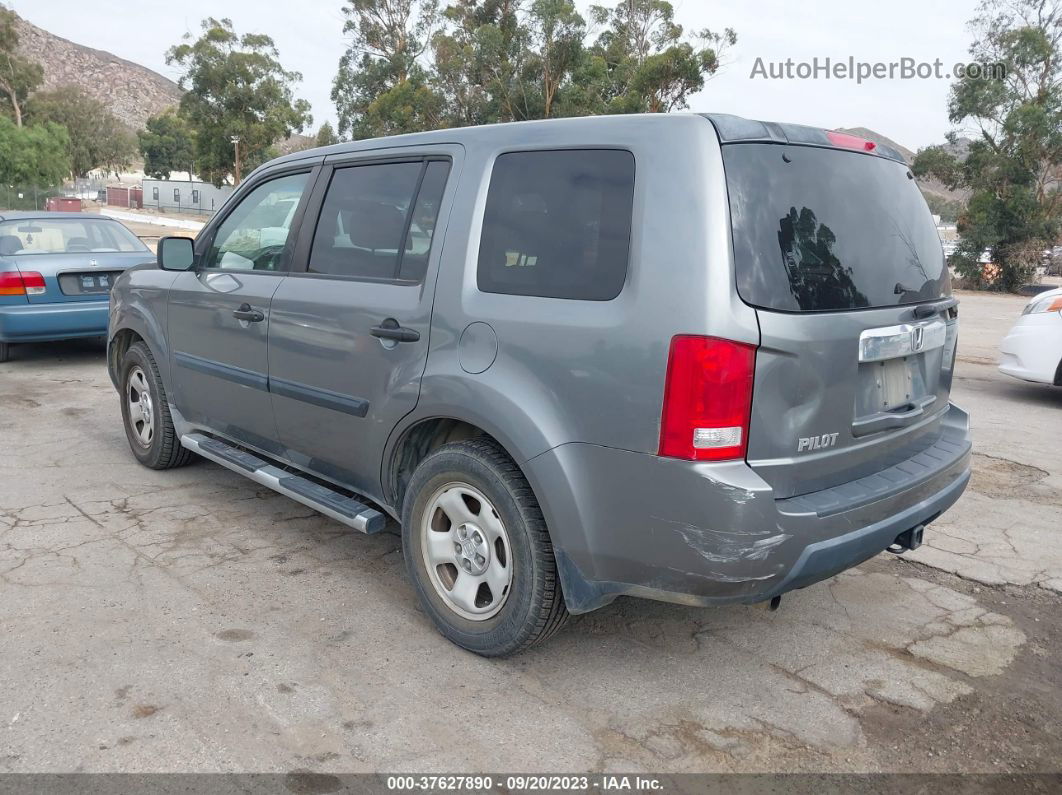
[477,149,635,300]
[723,143,948,312]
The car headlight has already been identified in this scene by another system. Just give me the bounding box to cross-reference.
[1022,294,1062,315]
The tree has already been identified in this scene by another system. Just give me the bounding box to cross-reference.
[913,0,1061,291]
[527,0,586,118]
[24,86,136,177]
[332,0,444,138]
[315,121,341,146]
[922,191,964,224]
[338,0,735,134]
[431,0,531,126]
[0,116,70,187]
[586,0,736,114]
[138,110,195,180]
[167,18,312,186]
[0,6,42,127]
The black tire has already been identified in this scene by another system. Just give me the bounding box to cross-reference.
[401,437,569,656]
[0,341,9,363]
[119,341,194,470]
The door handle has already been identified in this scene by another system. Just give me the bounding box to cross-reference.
[233,303,265,323]
[370,318,420,343]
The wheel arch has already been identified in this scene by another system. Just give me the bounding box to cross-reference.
[107,310,169,390]
[385,414,524,510]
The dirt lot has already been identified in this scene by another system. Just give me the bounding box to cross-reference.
[0,290,1060,774]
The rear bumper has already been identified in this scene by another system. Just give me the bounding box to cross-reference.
[999,312,1062,385]
[0,301,110,343]
[526,404,972,614]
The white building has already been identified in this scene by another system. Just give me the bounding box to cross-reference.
[141,179,233,216]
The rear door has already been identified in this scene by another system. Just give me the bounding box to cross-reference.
[168,168,317,452]
[722,141,958,498]
[267,150,456,500]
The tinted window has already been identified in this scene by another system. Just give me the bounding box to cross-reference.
[399,161,450,282]
[477,149,635,300]
[309,161,448,282]
[205,172,309,271]
[724,144,948,312]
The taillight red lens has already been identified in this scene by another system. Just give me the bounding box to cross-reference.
[827,130,876,152]
[0,270,45,296]
[21,272,46,295]
[0,271,26,296]
[658,336,757,461]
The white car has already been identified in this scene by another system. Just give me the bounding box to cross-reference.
[999,287,1062,385]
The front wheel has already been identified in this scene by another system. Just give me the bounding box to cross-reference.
[0,341,10,363]
[401,438,569,656]
[119,341,194,470]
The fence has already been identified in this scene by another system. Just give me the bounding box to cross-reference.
[0,184,66,212]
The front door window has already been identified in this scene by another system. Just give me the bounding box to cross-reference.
[205,173,310,272]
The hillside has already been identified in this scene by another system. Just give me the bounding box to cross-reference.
[13,12,181,131]
[12,10,312,154]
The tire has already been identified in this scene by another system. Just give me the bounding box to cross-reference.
[119,341,194,470]
[0,341,9,363]
[401,437,569,656]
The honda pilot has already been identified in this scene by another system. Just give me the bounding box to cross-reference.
[107,113,971,656]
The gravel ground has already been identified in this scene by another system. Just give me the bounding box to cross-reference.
[0,289,1059,774]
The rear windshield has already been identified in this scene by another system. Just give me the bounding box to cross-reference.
[723,144,948,312]
[0,218,148,256]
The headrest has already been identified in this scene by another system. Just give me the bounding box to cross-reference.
[344,200,407,251]
[0,235,22,256]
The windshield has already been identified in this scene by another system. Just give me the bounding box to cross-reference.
[723,144,949,312]
[0,218,149,256]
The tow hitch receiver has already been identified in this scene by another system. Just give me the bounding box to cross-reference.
[887,524,925,554]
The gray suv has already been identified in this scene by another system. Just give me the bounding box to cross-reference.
[108,113,971,656]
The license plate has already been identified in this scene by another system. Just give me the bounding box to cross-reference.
[876,357,914,410]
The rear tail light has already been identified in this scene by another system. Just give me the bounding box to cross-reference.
[827,130,877,152]
[658,336,757,461]
[0,271,46,296]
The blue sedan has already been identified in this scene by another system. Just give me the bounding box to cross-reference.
[0,212,154,362]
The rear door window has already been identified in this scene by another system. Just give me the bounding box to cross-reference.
[309,159,450,282]
[723,144,949,312]
[477,149,635,300]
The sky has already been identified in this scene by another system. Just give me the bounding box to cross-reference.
[13,0,982,151]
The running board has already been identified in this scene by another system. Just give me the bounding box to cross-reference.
[181,433,387,534]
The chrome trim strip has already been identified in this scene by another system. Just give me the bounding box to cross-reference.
[858,320,947,362]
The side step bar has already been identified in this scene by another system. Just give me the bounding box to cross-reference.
[181,433,387,534]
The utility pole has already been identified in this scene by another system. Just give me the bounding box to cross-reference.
[231,136,241,187]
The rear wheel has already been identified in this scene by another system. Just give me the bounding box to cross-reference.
[119,341,194,470]
[0,341,9,363]
[401,438,569,656]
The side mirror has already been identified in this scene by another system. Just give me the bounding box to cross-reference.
[157,236,195,271]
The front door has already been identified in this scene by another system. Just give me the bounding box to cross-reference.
[168,170,315,452]
[268,155,454,500]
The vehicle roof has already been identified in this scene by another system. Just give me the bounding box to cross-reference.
[263,112,704,171]
[262,111,907,175]
[0,211,121,221]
